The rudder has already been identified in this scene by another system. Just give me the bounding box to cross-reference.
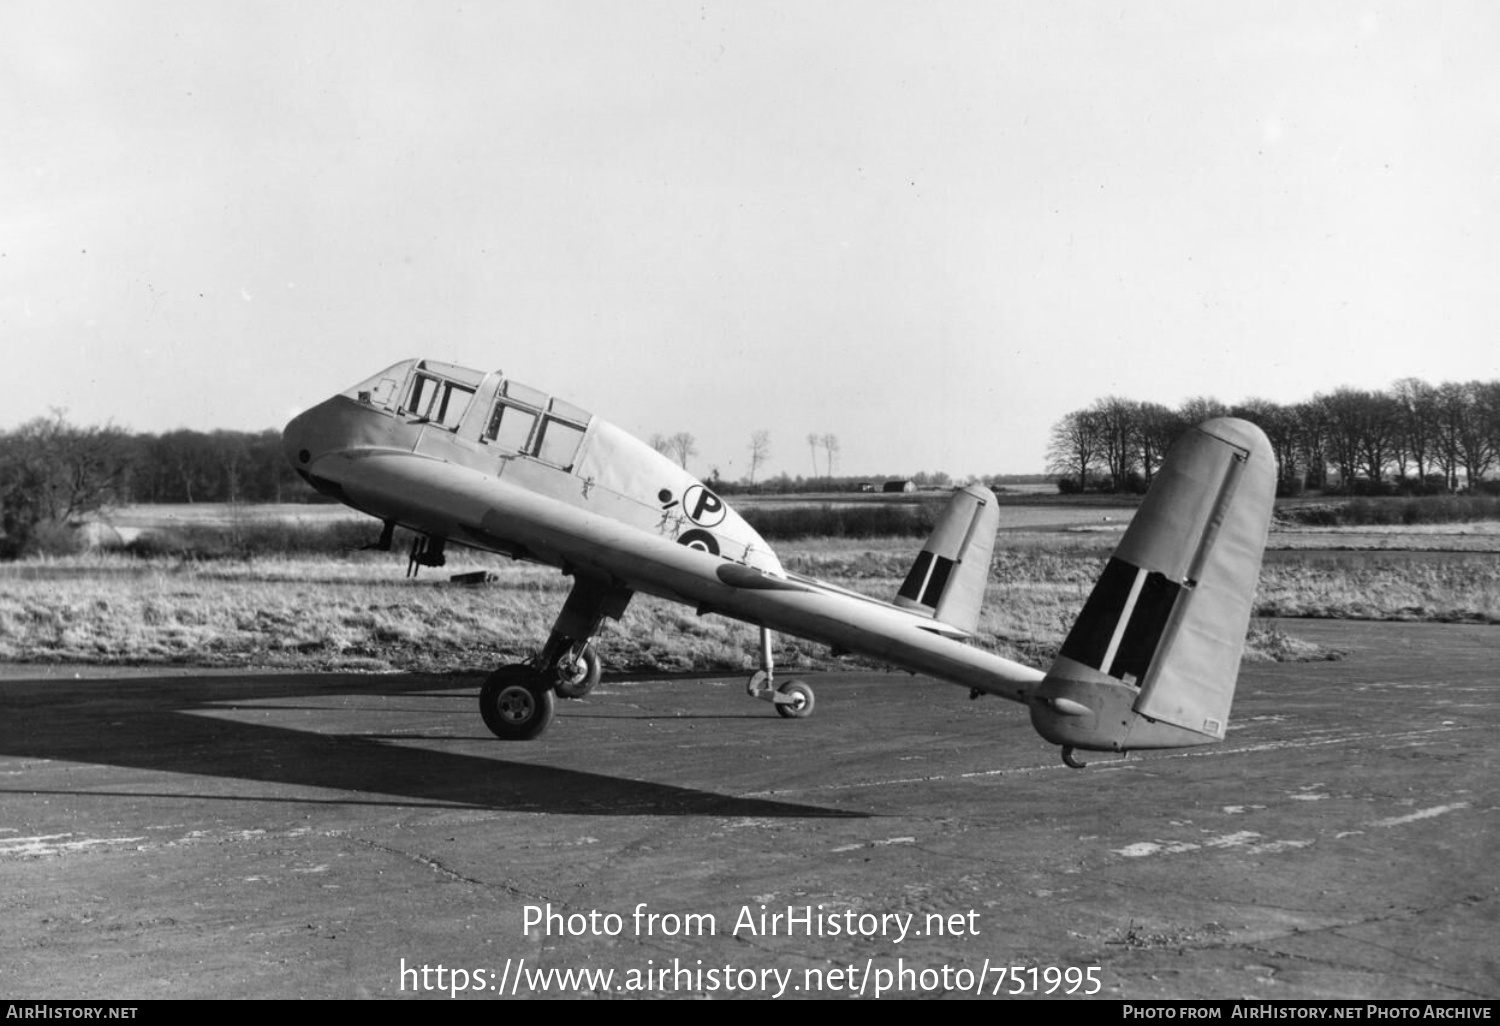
[1029,418,1276,756]
[894,484,998,635]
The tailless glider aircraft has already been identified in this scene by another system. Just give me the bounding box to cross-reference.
[283,359,1275,767]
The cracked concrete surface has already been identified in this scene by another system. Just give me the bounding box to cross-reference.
[0,619,1495,999]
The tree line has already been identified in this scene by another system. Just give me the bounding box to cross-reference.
[1047,379,1500,496]
[0,416,305,556]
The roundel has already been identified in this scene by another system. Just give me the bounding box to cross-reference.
[677,529,720,556]
[682,484,727,528]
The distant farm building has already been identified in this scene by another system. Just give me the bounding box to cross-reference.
[882,480,917,493]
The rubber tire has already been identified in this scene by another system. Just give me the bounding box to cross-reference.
[775,680,815,719]
[552,644,602,700]
[479,665,556,740]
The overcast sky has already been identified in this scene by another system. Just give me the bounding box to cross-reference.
[5,2,1497,477]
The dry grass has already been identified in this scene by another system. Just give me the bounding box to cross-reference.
[1270,521,1500,551]
[1254,557,1500,624]
[3,530,1496,673]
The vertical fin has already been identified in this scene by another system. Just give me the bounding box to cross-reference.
[894,485,998,634]
[1030,418,1276,753]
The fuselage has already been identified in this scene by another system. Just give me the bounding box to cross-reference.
[283,359,1045,702]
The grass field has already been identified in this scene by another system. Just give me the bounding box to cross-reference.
[4,500,1497,673]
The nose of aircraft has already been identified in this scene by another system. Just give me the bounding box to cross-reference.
[281,407,314,473]
[280,399,354,501]
[282,398,348,480]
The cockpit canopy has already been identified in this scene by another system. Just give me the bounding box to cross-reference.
[342,360,482,420]
[340,359,594,471]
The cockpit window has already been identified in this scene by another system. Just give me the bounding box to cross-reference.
[435,384,474,430]
[357,377,396,407]
[503,380,550,408]
[407,375,435,417]
[483,379,592,470]
[535,416,586,467]
[406,373,475,431]
[485,401,539,451]
[342,360,416,411]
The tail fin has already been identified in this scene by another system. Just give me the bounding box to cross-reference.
[894,484,998,634]
[1030,418,1276,755]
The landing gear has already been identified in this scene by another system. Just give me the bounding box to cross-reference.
[746,627,816,719]
[478,577,632,740]
[479,665,556,740]
[552,643,601,700]
[774,679,815,719]
[536,577,629,701]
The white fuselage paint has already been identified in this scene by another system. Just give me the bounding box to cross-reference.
[290,393,1045,704]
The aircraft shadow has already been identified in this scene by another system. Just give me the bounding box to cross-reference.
[0,672,862,819]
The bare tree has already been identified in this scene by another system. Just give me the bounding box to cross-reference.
[1046,377,1500,497]
[1477,381,1500,486]
[212,429,250,503]
[649,434,670,456]
[1091,397,1138,488]
[668,432,697,470]
[1133,401,1181,486]
[806,433,819,478]
[154,429,214,504]
[1046,409,1102,491]
[747,430,771,484]
[1356,392,1403,486]
[0,412,133,557]
[1319,388,1389,489]
[1453,381,1497,487]
[1295,399,1330,491]
[1324,389,1362,488]
[1179,396,1230,425]
[820,433,840,479]
[1233,398,1301,494]
[1392,377,1438,485]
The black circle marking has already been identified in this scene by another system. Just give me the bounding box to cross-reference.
[678,529,720,556]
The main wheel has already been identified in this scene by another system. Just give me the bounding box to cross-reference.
[552,643,601,700]
[479,665,556,740]
[775,679,815,719]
